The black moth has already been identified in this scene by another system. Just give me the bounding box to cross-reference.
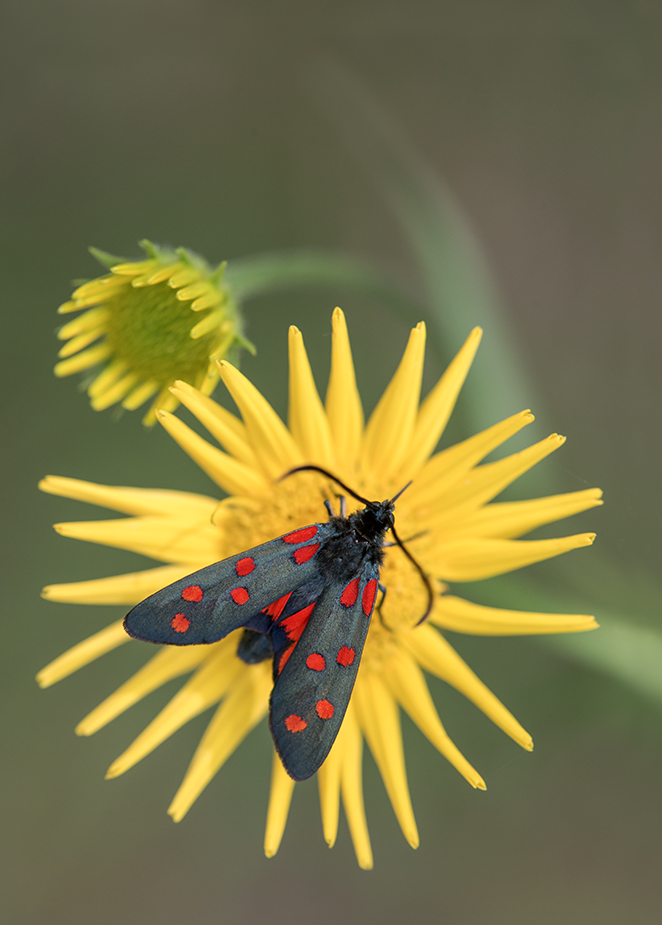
[124,465,432,781]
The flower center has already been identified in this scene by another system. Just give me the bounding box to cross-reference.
[104,282,218,384]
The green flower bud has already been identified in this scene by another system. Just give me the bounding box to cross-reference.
[55,241,255,425]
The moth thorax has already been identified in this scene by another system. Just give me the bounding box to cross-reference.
[352,503,393,542]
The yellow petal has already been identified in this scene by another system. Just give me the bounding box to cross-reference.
[142,389,177,427]
[264,752,296,858]
[288,326,335,468]
[53,515,221,565]
[39,474,218,518]
[70,277,126,302]
[218,360,302,479]
[432,532,595,582]
[70,275,120,297]
[408,410,534,506]
[168,267,199,288]
[143,262,184,285]
[176,280,211,301]
[90,371,140,410]
[403,624,532,749]
[57,307,110,340]
[54,342,112,377]
[317,725,344,848]
[157,410,270,499]
[157,390,180,414]
[189,310,224,339]
[57,299,82,314]
[57,328,104,358]
[455,488,604,539]
[36,620,129,688]
[339,702,373,870]
[131,268,170,287]
[168,661,272,821]
[199,364,221,396]
[111,259,157,277]
[122,380,160,411]
[171,380,257,467]
[77,646,209,735]
[42,564,192,605]
[325,308,364,471]
[430,594,598,635]
[361,323,426,482]
[87,358,129,399]
[385,646,485,789]
[422,434,567,528]
[107,640,243,778]
[402,327,482,478]
[353,672,419,848]
[192,290,223,311]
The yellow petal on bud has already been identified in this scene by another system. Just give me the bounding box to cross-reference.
[54,342,111,377]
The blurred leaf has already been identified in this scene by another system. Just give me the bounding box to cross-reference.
[544,620,662,704]
[225,248,425,322]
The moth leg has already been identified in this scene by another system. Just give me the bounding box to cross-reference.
[375,582,392,631]
[339,494,347,518]
[383,530,427,547]
[324,499,335,519]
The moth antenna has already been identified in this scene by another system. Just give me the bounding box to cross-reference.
[390,524,435,625]
[389,480,413,504]
[280,465,371,506]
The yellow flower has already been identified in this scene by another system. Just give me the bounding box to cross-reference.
[54,241,254,425]
[39,309,601,869]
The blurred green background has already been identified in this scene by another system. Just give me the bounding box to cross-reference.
[2,1,662,922]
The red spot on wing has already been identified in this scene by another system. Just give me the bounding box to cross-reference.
[231,587,249,605]
[235,557,255,576]
[337,645,355,667]
[362,579,378,616]
[293,543,320,564]
[316,699,334,720]
[306,652,326,671]
[171,613,190,633]
[285,714,307,733]
[263,592,292,621]
[181,585,203,602]
[340,578,359,607]
[283,526,318,544]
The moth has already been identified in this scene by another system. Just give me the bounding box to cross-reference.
[124,465,432,781]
